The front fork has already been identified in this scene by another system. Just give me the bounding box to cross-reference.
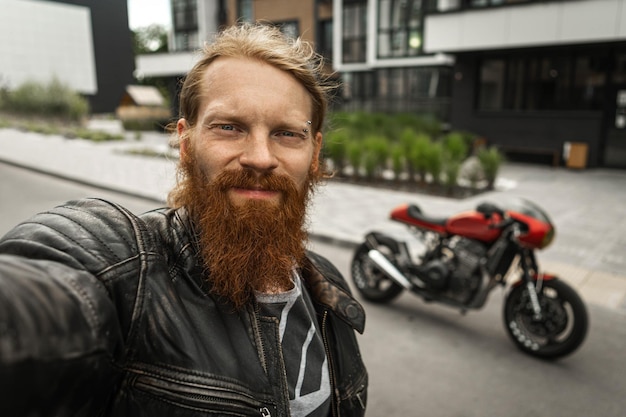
[519,249,543,320]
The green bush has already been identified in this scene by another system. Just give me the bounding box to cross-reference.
[322,111,500,193]
[444,160,461,194]
[363,151,378,180]
[2,78,89,121]
[347,141,364,179]
[364,134,390,176]
[324,129,349,175]
[390,144,405,181]
[425,142,444,185]
[409,133,432,183]
[399,128,417,179]
[443,132,469,162]
[478,146,504,189]
[393,113,442,138]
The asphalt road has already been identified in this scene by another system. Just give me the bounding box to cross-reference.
[1,162,625,417]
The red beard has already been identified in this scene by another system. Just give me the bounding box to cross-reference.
[172,151,317,309]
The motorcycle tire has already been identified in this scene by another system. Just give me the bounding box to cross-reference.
[350,238,404,303]
[504,278,588,360]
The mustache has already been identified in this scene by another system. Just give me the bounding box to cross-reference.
[212,169,299,194]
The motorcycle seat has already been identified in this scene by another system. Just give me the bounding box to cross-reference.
[407,204,448,226]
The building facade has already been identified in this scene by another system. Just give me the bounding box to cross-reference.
[0,0,135,114]
[136,0,332,118]
[333,0,626,168]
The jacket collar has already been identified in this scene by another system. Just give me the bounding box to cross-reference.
[301,253,366,334]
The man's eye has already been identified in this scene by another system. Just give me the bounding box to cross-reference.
[279,131,296,137]
[220,124,235,131]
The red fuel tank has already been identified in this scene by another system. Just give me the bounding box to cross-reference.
[446,211,502,242]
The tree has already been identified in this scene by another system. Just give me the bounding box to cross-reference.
[132,24,169,55]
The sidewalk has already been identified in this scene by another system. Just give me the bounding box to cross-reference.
[1,126,626,313]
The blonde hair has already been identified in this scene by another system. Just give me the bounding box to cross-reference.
[175,23,333,139]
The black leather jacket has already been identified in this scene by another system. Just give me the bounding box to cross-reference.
[0,198,367,417]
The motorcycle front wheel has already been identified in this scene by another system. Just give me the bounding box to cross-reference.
[504,278,588,360]
[350,239,404,303]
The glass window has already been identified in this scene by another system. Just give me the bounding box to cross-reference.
[318,19,333,62]
[342,1,367,63]
[238,0,253,22]
[377,0,424,58]
[478,59,505,110]
[275,21,299,39]
[477,50,609,112]
[172,0,197,32]
[572,55,606,110]
[390,68,405,97]
[504,58,525,110]
[527,56,571,110]
[342,71,375,101]
[379,0,391,30]
[611,52,626,84]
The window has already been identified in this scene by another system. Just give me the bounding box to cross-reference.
[172,0,197,32]
[318,19,333,62]
[477,51,608,112]
[573,56,606,110]
[340,67,450,117]
[504,58,525,110]
[342,0,367,63]
[174,31,198,51]
[478,59,505,110]
[274,21,299,39]
[378,0,424,58]
[238,0,253,22]
[612,52,626,84]
[527,56,571,110]
[341,71,375,101]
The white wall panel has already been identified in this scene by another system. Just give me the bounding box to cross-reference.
[560,0,620,42]
[507,3,560,47]
[460,9,509,49]
[136,52,200,78]
[621,0,626,38]
[0,0,97,94]
[424,0,626,53]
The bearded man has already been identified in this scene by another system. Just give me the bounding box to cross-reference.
[0,23,368,417]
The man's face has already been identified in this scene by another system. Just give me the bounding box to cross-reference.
[174,57,323,305]
[177,56,322,206]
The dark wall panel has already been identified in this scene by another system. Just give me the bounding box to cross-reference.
[49,0,135,113]
[450,54,603,167]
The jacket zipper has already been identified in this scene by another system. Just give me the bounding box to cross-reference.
[251,301,268,375]
[321,309,339,417]
[134,374,271,416]
[321,309,367,416]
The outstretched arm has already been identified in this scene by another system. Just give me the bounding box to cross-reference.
[0,256,123,416]
[0,198,145,416]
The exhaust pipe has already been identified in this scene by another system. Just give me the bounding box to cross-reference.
[367,249,418,290]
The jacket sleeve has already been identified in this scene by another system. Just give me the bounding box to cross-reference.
[0,198,145,416]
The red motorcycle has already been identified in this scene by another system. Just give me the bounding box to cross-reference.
[350,198,588,359]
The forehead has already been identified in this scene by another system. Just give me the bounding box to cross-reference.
[198,57,312,115]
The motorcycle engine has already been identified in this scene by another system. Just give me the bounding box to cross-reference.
[418,237,486,303]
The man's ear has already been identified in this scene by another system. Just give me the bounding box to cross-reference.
[177,118,189,160]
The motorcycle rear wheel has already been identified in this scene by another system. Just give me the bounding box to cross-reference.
[504,278,588,360]
[350,240,404,303]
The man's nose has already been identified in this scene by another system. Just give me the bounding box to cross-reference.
[238,133,279,172]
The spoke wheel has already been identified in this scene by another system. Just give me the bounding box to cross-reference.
[350,240,404,303]
[504,278,588,359]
